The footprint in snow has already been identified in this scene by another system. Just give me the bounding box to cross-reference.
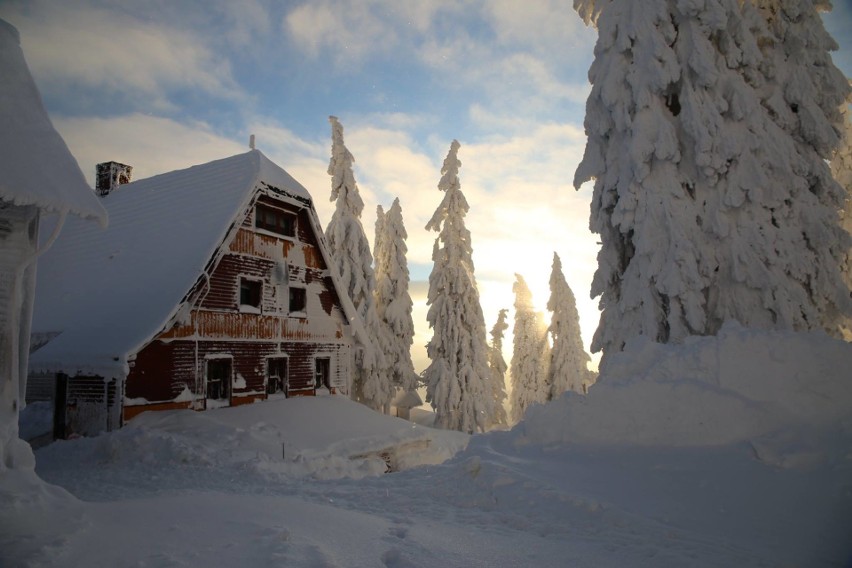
[388,525,408,540]
[381,547,420,568]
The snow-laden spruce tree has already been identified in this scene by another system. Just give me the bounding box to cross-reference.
[510,274,551,424]
[423,140,492,433]
[486,309,510,428]
[572,0,852,364]
[547,252,592,398]
[831,110,852,336]
[755,0,849,157]
[325,116,393,412]
[754,0,852,329]
[373,198,418,393]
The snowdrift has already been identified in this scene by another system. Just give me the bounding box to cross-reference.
[517,324,852,457]
[5,329,851,567]
[35,395,468,482]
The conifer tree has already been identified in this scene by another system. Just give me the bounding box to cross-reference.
[754,0,849,156]
[831,110,852,336]
[510,274,550,424]
[423,140,491,433]
[486,309,510,428]
[572,0,852,365]
[325,116,393,412]
[373,198,418,393]
[547,253,592,398]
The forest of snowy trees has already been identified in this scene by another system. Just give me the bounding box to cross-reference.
[325,0,852,430]
[313,0,852,433]
[321,121,598,432]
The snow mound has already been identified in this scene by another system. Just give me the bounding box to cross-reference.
[516,324,852,455]
[18,400,52,441]
[0,468,83,564]
[37,395,468,482]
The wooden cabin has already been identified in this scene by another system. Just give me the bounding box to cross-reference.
[28,150,366,437]
[0,18,107,458]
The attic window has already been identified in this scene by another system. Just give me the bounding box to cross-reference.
[256,204,295,237]
[240,278,262,311]
[289,286,306,314]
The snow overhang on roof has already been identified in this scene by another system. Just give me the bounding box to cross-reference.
[0,18,106,225]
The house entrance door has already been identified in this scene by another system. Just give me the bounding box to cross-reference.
[267,357,288,397]
[315,357,331,391]
[206,358,232,402]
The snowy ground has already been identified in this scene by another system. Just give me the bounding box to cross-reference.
[3,326,852,567]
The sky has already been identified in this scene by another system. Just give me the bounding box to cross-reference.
[1,0,850,373]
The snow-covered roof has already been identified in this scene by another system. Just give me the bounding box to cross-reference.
[0,19,106,225]
[29,150,320,376]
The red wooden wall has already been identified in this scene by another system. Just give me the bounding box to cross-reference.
[123,189,353,421]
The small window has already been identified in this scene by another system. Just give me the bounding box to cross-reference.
[255,204,295,237]
[240,278,262,309]
[289,287,307,313]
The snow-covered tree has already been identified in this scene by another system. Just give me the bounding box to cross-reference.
[423,140,492,433]
[572,0,852,365]
[325,116,393,412]
[831,110,852,337]
[547,252,592,398]
[486,309,510,428]
[754,0,852,330]
[510,274,550,424]
[754,0,849,156]
[373,198,418,393]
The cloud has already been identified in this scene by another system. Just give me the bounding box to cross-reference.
[284,2,399,66]
[53,114,246,187]
[220,0,273,48]
[1,1,246,112]
[483,0,593,53]
[283,0,466,67]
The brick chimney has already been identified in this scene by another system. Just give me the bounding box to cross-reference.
[96,161,132,197]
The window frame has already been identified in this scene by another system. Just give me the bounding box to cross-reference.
[239,276,263,313]
[288,286,307,315]
[255,203,296,238]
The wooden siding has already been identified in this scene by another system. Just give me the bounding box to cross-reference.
[229,228,295,260]
[25,372,55,403]
[201,254,275,311]
[124,400,191,421]
[126,338,350,404]
[64,374,121,437]
[125,189,354,418]
[126,340,195,401]
[158,311,346,342]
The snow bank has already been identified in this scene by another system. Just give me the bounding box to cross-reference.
[517,324,852,453]
[36,395,468,482]
[18,400,52,441]
[0,468,83,563]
